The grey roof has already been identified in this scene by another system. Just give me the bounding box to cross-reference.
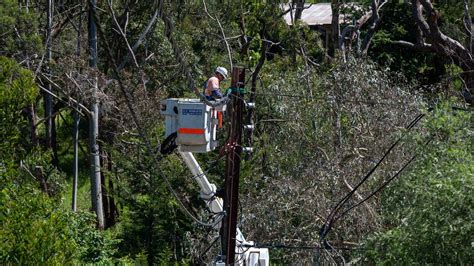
[283,3,355,26]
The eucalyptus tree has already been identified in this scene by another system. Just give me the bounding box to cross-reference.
[407,0,474,104]
[88,0,104,229]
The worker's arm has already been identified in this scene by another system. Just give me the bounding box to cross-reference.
[211,89,223,98]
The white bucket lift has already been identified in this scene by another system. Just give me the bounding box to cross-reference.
[160,98,269,266]
[160,98,223,153]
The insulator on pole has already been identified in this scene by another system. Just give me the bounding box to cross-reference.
[246,102,256,109]
[243,124,254,131]
[242,147,253,153]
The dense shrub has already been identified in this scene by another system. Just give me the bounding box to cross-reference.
[363,102,474,264]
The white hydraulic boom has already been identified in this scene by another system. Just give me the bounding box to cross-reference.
[179,151,223,215]
[161,98,269,265]
[179,151,269,265]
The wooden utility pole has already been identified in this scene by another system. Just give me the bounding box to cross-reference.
[221,67,245,265]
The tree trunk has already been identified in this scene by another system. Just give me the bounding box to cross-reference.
[411,0,474,104]
[294,0,305,21]
[100,149,118,228]
[44,0,53,150]
[463,0,472,53]
[72,112,80,212]
[72,3,83,213]
[361,0,383,55]
[51,108,58,166]
[88,0,105,229]
[245,33,266,160]
[26,104,39,147]
[330,0,340,58]
[35,166,49,196]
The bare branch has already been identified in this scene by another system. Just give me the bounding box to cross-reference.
[107,0,139,68]
[52,7,84,38]
[409,0,474,103]
[160,6,196,94]
[202,0,233,69]
[361,0,387,55]
[117,7,159,70]
[37,83,88,116]
[463,0,472,52]
[343,178,376,218]
[392,40,434,52]
[40,73,91,115]
[411,0,473,63]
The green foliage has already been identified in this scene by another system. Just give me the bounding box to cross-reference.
[111,147,193,264]
[0,55,121,264]
[1,0,471,264]
[369,2,441,83]
[71,212,120,263]
[0,183,77,264]
[364,102,474,264]
[0,56,39,161]
[0,155,119,264]
[0,0,43,58]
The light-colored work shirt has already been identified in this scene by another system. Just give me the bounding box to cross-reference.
[205,76,223,100]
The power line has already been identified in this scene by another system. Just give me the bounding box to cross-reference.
[254,91,410,106]
[319,113,425,243]
[335,149,418,222]
[333,132,434,223]
[251,243,361,251]
[98,25,224,229]
[339,105,470,218]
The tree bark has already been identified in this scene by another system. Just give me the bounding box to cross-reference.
[45,0,54,150]
[88,0,105,229]
[51,107,58,166]
[245,32,266,160]
[26,104,39,147]
[72,3,83,213]
[411,0,474,103]
[361,0,385,55]
[463,0,472,53]
[330,0,340,58]
[72,112,79,212]
[35,166,49,196]
[107,154,117,226]
[339,0,387,57]
[294,0,305,21]
[100,149,118,228]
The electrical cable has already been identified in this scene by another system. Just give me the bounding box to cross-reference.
[319,107,466,249]
[334,136,433,222]
[335,154,417,221]
[255,91,410,106]
[234,244,252,264]
[198,236,220,264]
[319,113,425,243]
[186,154,225,181]
[97,25,225,228]
[251,243,360,251]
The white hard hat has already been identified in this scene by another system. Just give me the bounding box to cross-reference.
[215,66,228,80]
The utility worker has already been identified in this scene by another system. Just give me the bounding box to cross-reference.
[205,66,228,101]
[204,66,228,129]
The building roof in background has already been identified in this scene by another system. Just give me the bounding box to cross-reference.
[282,3,357,26]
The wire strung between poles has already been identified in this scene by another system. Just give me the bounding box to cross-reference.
[334,137,433,222]
[319,113,425,243]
